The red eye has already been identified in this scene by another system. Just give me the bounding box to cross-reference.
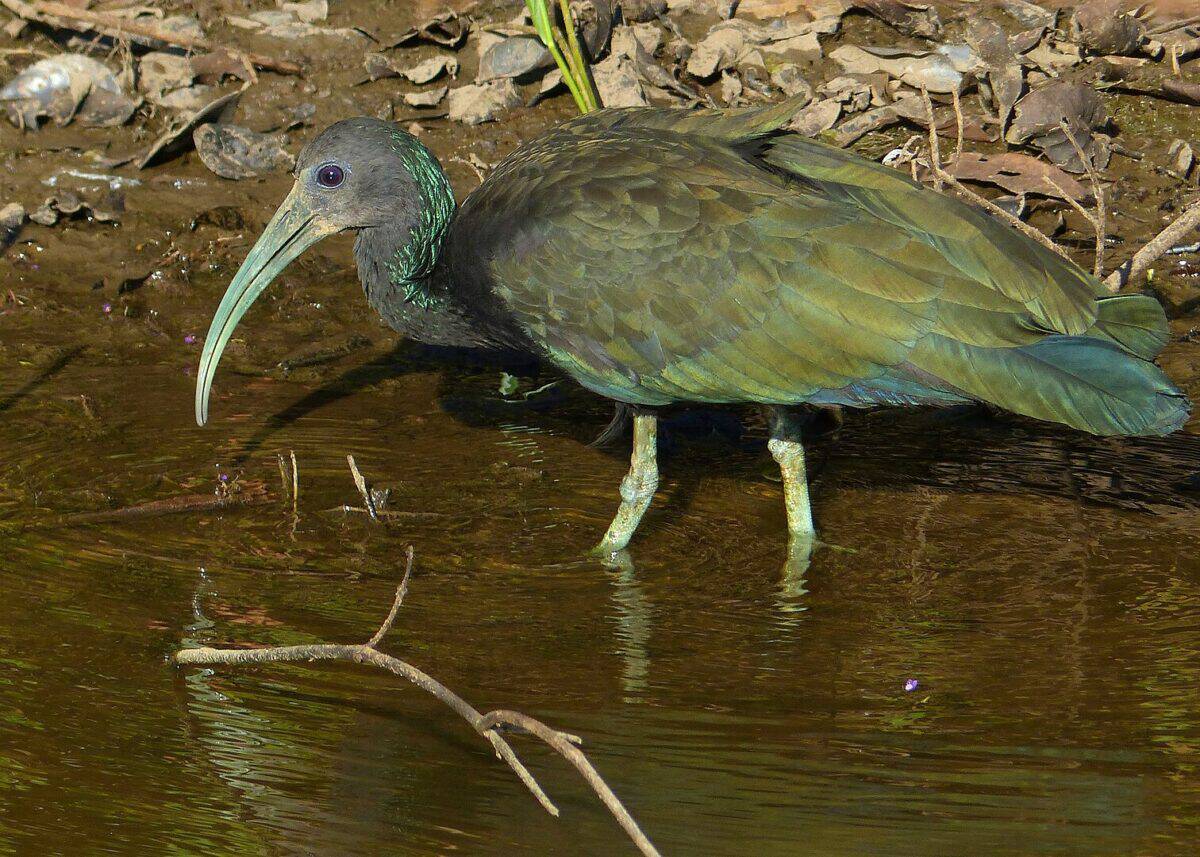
[316,163,344,188]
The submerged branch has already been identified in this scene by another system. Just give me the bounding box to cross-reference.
[1105,198,1200,290]
[172,548,660,856]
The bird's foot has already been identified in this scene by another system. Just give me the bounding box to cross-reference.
[777,532,855,609]
[592,546,635,573]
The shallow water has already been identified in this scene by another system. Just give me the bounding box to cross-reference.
[4,1,1200,851]
[2,323,1199,855]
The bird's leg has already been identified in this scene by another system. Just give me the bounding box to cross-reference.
[594,409,659,556]
[767,405,816,552]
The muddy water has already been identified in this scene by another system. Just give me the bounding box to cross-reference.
[2,279,1200,855]
[3,4,1200,855]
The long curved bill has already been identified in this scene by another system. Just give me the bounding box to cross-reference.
[194,185,335,426]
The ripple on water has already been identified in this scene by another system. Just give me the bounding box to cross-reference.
[3,359,1200,855]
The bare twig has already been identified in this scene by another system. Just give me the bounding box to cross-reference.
[277,453,291,500]
[0,0,302,75]
[289,449,299,511]
[920,87,943,192]
[480,710,659,857]
[1104,198,1200,290]
[346,454,379,521]
[173,549,660,856]
[1057,120,1107,280]
[66,486,271,524]
[366,545,414,647]
[917,89,1070,259]
[1148,14,1200,35]
[950,88,964,166]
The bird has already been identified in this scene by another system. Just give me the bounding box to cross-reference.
[194,94,1190,564]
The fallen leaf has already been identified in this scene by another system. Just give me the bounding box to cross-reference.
[1007,81,1108,171]
[946,151,1092,202]
[851,0,941,39]
[137,89,241,169]
[1071,0,1145,57]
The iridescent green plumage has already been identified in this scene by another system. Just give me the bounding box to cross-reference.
[445,99,1186,437]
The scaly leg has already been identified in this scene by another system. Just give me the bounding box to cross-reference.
[767,405,816,551]
[594,410,658,556]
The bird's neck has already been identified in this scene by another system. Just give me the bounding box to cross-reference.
[383,143,457,307]
[354,149,500,346]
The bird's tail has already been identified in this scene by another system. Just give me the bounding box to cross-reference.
[909,293,1190,437]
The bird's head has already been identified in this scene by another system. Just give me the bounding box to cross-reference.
[193,117,454,426]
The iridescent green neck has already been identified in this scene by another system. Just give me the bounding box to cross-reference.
[385,132,456,309]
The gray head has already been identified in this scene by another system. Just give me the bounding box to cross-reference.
[193,118,454,425]
[294,117,432,230]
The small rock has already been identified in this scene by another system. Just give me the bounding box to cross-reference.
[478,37,552,81]
[686,27,745,79]
[0,202,25,247]
[621,0,667,22]
[1072,0,1144,57]
[404,86,449,108]
[362,52,400,81]
[787,98,841,136]
[611,23,664,58]
[403,55,458,84]
[594,53,650,107]
[193,124,293,180]
[719,70,742,105]
[156,85,215,112]
[830,44,975,94]
[138,52,195,103]
[158,15,206,42]
[1169,139,1195,179]
[771,63,813,101]
[446,80,521,125]
[281,0,328,23]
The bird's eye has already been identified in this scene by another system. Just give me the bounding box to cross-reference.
[316,163,344,188]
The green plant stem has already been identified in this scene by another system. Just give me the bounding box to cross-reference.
[524,0,598,113]
[557,0,599,110]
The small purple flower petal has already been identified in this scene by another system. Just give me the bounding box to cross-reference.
[904,679,919,693]
[184,334,197,345]
[101,302,112,314]
[218,473,229,483]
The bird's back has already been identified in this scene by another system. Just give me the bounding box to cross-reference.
[446,99,1188,437]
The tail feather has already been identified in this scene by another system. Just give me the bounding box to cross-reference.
[911,333,1190,437]
[1090,293,1170,360]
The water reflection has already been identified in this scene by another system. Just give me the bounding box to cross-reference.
[2,358,1200,854]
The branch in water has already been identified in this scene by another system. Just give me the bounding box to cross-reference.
[1105,198,1200,290]
[173,546,660,857]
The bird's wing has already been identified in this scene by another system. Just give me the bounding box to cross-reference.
[455,125,1048,406]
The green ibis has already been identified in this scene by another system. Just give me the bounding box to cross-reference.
[194,96,1189,562]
